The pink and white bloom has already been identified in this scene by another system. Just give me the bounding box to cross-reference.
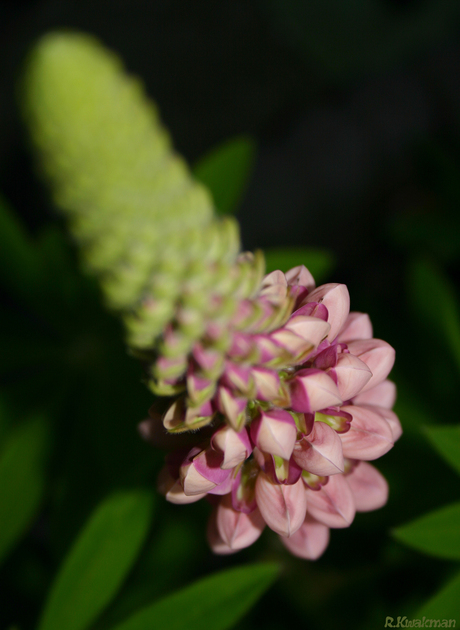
[146,263,400,560]
[293,420,344,476]
[250,409,297,460]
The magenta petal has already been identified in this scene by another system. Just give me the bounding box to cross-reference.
[255,473,307,537]
[250,409,297,460]
[347,339,395,393]
[338,312,373,342]
[345,461,388,512]
[305,283,350,341]
[339,404,394,460]
[280,514,330,560]
[291,302,329,322]
[293,420,344,476]
[207,474,236,495]
[306,473,356,528]
[211,425,252,469]
[216,494,265,550]
[329,353,372,401]
[194,448,232,485]
[352,379,396,409]
[285,265,316,291]
[289,368,342,413]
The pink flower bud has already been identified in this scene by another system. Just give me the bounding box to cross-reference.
[306,473,355,528]
[250,409,297,460]
[352,379,396,409]
[255,473,307,537]
[158,466,207,504]
[262,270,288,289]
[328,353,372,401]
[280,514,330,560]
[284,315,331,349]
[252,448,302,485]
[216,494,265,551]
[314,407,352,433]
[346,339,395,393]
[192,342,224,378]
[301,470,329,491]
[293,420,344,476]
[345,461,388,512]
[270,329,315,363]
[251,367,280,401]
[291,301,329,321]
[163,398,214,432]
[252,334,284,364]
[228,333,258,362]
[289,368,342,413]
[221,362,255,397]
[216,386,247,431]
[337,312,373,342]
[186,370,216,406]
[285,265,316,292]
[304,284,350,341]
[372,405,402,442]
[339,404,394,460]
[211,425,252,469]
[154,355,188,381]
[260,271,289,305]
[180,447,231,496]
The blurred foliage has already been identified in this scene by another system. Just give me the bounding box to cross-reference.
[0,415,49,566]
[110,563,279,630]
[193,135,257,216]
[264,247,335,282]
[38,490,154,630]
[264,0,460,82]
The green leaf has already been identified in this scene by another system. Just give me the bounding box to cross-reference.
[0,415,50,565]
[38,489,155,630]
[264,247,335,283]
[393,501,460,560]
[109,562,280,630]
[408,257,460,375]
[389,211,460,263]
[424,425,460,476]
[0,194,44,299]
[193,136,257,215]
[417,568,460,620]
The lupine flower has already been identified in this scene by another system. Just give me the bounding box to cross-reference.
[145,266,399,559]
[23,33,400,561]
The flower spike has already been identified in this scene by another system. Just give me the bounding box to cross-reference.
[23,32,400,560]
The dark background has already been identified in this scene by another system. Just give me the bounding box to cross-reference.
[1,2,460,629]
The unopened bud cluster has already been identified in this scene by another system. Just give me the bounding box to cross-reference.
[142,264,400,559]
